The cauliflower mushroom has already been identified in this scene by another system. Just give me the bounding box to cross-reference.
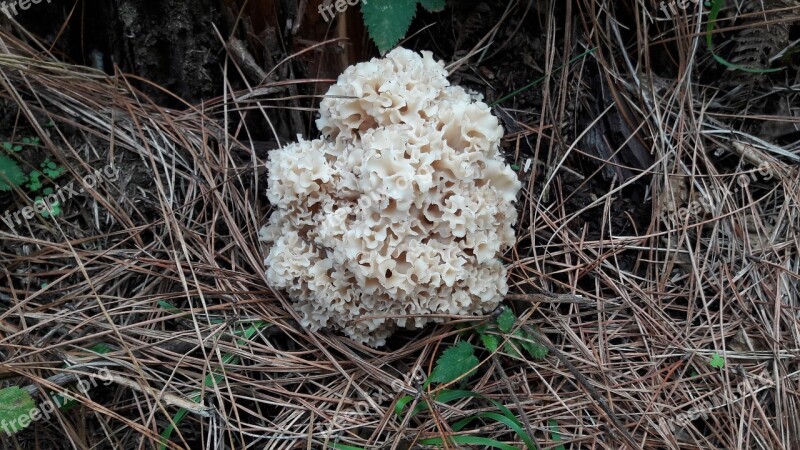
[260,47,521,347]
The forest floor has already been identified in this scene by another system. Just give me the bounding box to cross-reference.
[1,1,799,449]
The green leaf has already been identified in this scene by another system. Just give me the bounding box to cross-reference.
[517,330,549,360]
[406,389,522,424]
[35,196,61,218]
[453,412,535,449]
[418,0,445,12]
[0,387,36,434]
[510,164,520,170]
[158,300,186,315]
[426,341,478,387]
[418,435,519,450]
[481,333,499,353]
[503,339,522,359]
[88,343,113,354]
[394,394,415,416]
[2,142,11,150]
[709,353,725,369]
[0,154,27,191]
[40,160,65,179]
[548,419,566,450]
[496,308,516,333]
[26,170,42,191]
[361,0,418,54]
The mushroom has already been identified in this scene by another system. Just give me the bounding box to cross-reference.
[260,48,521,347]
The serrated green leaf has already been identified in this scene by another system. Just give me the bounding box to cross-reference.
[361,0,418,54]
[0,154,27,191]
[418,0,445,12]
[0,387,36,434]
[426,341,478,386]
[481,333,499,353]
[496,308,516,333]
[709,353,725,369]
[503,340,522,359]
[517,330,549,360]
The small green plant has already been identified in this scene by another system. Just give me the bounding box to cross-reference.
[426,341,479,387]
[1,136,69,219]
[0,136,57,193]
[27,160,65,193]
[361,0,445,54]
[34,188,62,218]
[26,170,42,191]
[394,308,549,449]
[709,353,725,369]
[0,153,27,191]
[477,308,550,360]
[0,386,36,434]
[40,159,65,180]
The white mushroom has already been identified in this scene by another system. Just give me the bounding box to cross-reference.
[261,48,521,347]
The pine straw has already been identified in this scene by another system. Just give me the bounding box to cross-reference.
[1,1,799,448]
